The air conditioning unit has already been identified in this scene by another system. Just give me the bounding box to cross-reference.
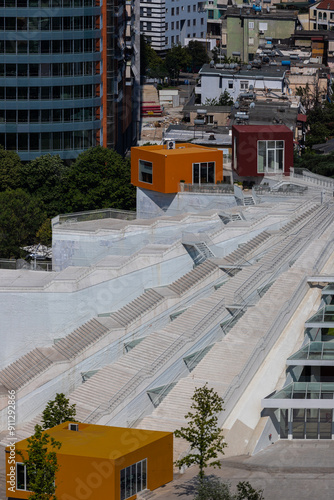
[167,141,175,150]
[68,423,79,431]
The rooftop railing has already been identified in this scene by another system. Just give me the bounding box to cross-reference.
[52,207,136,227]
[180,183,234,194]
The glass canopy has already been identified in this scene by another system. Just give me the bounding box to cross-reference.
[287,341,334,363]
[305,306,334,326]
[271,382,334,400]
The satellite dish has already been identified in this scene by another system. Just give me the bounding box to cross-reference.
[249,84,254,90]
[234,101,239,109]
[247,64,252,69]
[250,102,255,108]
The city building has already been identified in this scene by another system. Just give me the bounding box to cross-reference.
[131,142,224,193]
[262,285,334,440]
[6,421,173,499]
[196,63,287,104]
[223,6,297,62]
[0,0,140,161]
[232,124,294,178]
[309,0,334,31]
[140,0,207,52]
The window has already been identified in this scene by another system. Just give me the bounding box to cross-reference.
[187,19,190,26]
[257,140,284,173]
[259,22,268,31]
[147,22,152,30]
[248,37,254,46]
[192,162,215,184]
[176,6,179,14]
[193,19,196,25]
[240,80,248,90]
[165,22,168,29]
[193,4,196,10]
[249,21,254,29]
[176,21,179,29]
[171,7,174,14]
[147,7,152,16]
[16,463,31,491]
[120,459,147,500]
[171,35,174,44]
[207,114,214,124]
[318,11,322,19]
[201,17,204,24]
[228,80,233,89]
[187,4,190,11]
[171,21,174,29]
[139,160,153,183]
[208,9,214,18]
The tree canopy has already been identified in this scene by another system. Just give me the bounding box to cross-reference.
[174,384,226,482]
[0,189,46,258]
[41,393,77,430]
[0,146,136,258]
[18,424,62,500]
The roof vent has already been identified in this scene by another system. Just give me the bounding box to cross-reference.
[68,423,79,431]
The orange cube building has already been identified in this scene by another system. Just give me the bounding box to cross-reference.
[131,143,224,194]
[5,422,173,500]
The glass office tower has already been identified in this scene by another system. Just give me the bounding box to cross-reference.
[0,0,139,160]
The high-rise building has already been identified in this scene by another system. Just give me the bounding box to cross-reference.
[0,0,140,161]
[140,0,207,53]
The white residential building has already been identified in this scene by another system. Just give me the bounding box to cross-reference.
[196,63,287,104]
[140,0,207,52]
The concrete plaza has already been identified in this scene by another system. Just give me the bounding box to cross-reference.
[154,440,334,500]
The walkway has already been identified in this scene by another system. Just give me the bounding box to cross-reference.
[152,440,334,500]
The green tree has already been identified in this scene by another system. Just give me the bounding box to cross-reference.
[186,40,209,71]
[195,478,264,500]
[41,393,76,430]
[236,481,264,500]
[205,91,233,107]
[195,477,233,500]
[0,189,46,258]
[36,218,52,247]
[165,44,191,82]
[140,35,167,80]
[174,384,226,483]
[18,424,61,500]
[0,146,22,191]
[61,146,136,213]
[19,154,68,218]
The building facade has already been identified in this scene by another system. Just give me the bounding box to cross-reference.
[140,0,207,52]
[224,6,297,62]
[0,0,139,161]
[309,0,334,31]
[197,63,287,104]
[232,124,293,178]
[6,422,173,499]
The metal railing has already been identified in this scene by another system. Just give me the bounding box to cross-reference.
[291,168,334,190]
[180,183,234,194]
[52,207,136,227]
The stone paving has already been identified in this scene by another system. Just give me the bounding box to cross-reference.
[153,441,334,500]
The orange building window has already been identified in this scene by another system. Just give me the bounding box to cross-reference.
[139,159,153,184]
[193,162,215,184]
[120,458,147,500]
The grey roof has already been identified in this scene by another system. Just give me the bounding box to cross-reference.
[230,101,298,129]
[225,5,297,19]
[200,63,286,79]
[312,138,334,154]
[164,125,232,146]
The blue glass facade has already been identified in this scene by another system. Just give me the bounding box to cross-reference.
[0,0,103,160]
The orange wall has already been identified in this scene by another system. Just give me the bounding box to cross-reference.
[6,434,173,500]
[131,145,223,194]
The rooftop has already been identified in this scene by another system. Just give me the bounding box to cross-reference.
[226,5,297,19]
[199,63,286,79]
[132,143,215,156]
[13,422,171,459]
[316,0,334,10]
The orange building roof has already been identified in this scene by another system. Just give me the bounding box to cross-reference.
[13,422,172,460]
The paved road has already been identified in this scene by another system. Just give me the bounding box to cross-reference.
[154,441,334,500]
